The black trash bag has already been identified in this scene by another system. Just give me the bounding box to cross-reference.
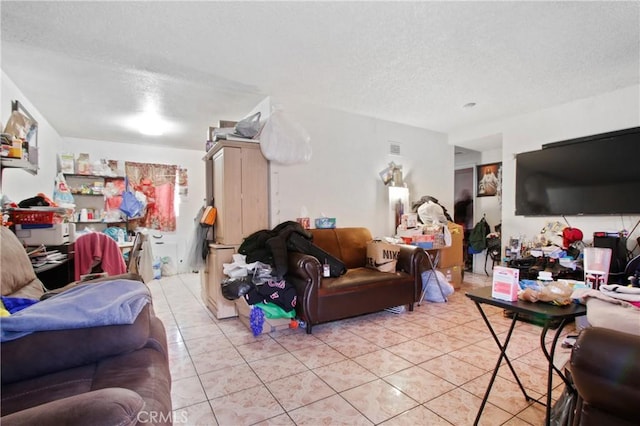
[550,384,577,426]
[221,276,255,301]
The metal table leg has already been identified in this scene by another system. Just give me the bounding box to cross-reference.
[418,249,447,305]
[539,318,573,426]
[473,302,540,426]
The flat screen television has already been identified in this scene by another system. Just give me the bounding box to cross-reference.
[515,127,640,216]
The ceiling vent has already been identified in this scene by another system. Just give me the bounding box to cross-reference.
[389,142,401,156]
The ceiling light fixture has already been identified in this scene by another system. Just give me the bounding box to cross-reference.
[137,111,167,136]
[463,102,477,109]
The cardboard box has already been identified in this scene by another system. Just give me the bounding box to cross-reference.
[366,240,400,272]
[438,222,464,268]
[492,266,520,301]
[401,213,418,228]
[437,265,463,289]
[314,217,336,229]
[234,297,292,335]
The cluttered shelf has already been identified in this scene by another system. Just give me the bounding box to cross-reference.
[72,220,126,224]
[62,173,124,180]
[0,157,37,174]
[26,243,75,288]
[0,100,39,182]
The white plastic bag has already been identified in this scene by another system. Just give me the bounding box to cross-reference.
[53,172,75,207]
[417,201,448,226]
[260,106,312,164]
[161,256,177,276]
[421,270,454,303]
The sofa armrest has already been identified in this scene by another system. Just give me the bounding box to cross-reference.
[1,388,145,426]
[570,327,640,422]
[286,252,321,325]
[1,304,151,384]
[396,244,429,302]
[396,244,427,275]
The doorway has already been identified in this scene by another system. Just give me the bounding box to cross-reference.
[454,167,474,272]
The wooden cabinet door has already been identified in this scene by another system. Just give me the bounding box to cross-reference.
[205,245,237,319]
[213,147,242,245]
[240,146,269,238]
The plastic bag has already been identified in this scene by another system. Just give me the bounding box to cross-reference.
[417,201,448,227]
[152,257,162,280]
[161,256,177,276]
[550,384,577,426]
[221,276,255,300]
[538,281,573,305]
[53,173,75,206]
[120,178,144,219]
[4,110,34,141]
[260,106,312,164]
[253,302,296,319]
[235,112,262,138]
[422,270,454,302]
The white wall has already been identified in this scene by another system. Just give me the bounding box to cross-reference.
[4,71,455,273]
[267,101,453,237]
[451,85,640,257]
[1,72,64,200]
[60,137,205,272]
[2,72,205,272]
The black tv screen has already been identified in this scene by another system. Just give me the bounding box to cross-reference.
[515,127,640,216]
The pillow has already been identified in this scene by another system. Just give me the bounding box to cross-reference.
[0,227,45,299]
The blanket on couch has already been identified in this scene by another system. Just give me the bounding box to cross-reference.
[0,279,150,342]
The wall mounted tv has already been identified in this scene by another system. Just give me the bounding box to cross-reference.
[515,127,640,216]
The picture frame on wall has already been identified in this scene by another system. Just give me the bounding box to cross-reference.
[476,162,502,197]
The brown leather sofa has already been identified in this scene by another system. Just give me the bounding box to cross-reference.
[569,327,640,426]
[0,226,172,425]
[286,227,428,334]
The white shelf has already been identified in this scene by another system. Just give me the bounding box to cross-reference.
[1,157,38,175]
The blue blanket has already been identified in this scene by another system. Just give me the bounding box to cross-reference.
[0,279,151,342]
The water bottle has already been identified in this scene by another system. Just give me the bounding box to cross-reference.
[445,269,452,282]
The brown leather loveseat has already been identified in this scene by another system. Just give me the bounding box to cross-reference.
[569,326,640,425]
[0,226,172,425]
[286,227,427,334]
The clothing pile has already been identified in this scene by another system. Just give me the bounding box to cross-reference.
[571,284,640,337]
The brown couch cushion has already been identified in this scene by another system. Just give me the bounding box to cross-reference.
[1,387,144,426]
[320,267,409,292]
[1,305,151,384]
[0,226,45,299]
[311,228,372,269]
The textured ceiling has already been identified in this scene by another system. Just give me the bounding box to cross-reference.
[1,1,638,151]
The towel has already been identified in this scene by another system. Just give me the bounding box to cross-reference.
[74,232,127,281]
[600,284,640,303]
[0,279,150,342]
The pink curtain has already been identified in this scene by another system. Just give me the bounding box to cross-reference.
[125,161,177,231]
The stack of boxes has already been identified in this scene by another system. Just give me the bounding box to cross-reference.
[434,222,464,289]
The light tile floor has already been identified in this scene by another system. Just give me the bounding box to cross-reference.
[149,272,576,425]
